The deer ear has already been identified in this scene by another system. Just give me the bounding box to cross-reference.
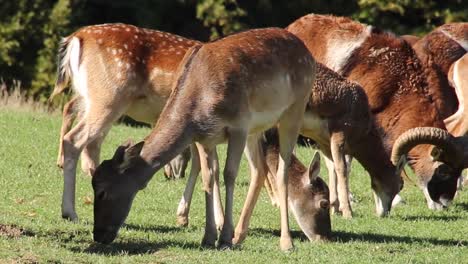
[111,139,134,166]
[119,141,145,170]
[308,151,321,182]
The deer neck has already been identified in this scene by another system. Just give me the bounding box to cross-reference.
[132,108,195,188]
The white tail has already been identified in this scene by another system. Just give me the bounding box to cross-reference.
[53,23,200,221]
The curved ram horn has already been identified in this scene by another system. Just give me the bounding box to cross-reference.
[391,127,462,167]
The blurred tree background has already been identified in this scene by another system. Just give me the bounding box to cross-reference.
[0,0,466,104]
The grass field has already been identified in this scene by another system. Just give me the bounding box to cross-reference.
[0,107,467,263]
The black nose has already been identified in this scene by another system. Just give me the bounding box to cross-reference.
[93,228,117,244]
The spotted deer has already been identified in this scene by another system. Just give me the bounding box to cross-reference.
[91,28,316,251]
[51,23,227,222]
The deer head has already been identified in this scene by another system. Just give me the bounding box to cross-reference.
[92,140,147,244]
[289,152,331,241]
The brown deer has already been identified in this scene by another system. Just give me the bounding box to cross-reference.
[91,28,316,251]
[287,14,467,211]
[260,130,331,241]
[53,24,282,223]
[175,62,402,246]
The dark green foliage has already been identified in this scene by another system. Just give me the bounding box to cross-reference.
[0,0,467,104]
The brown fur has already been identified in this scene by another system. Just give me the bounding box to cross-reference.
[306,63,400,217]
[287,14,465,209]
[92,28,316,251]
[401,35,420,46]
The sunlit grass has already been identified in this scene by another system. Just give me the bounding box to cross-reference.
[0,108,467,263]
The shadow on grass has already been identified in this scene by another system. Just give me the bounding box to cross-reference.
[249,228,308,241]
[74,239,201,255]
[124,223,189,233]
[333,231,465,246]
[248,227,466,246]
[398,215,461,221]
[454,202,468,211]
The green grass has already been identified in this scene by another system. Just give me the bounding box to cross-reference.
[0,107,467,263]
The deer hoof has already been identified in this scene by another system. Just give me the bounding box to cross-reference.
[280,237,294,252]
[341,209,353,219]
[62,212,78,222]
[217,241,233,250]
[176,216,189,227]
[201,236,216,249]
[232,231,246,245]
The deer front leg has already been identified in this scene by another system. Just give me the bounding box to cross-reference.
[62,119,114,221]
[330,131,352,218]
[164,147,191,179]
[80,134,106,176]
[218,129,247,249]
[212,150,225,231]
[57,97,78,169]
[276,105,306,251]
[233,133,267,245]
[196,143,218,248]
[324,155,339,214]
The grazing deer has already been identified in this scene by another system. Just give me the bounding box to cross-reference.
[260,130,331,241]
[176,62,401,246]
[91,28,316,251]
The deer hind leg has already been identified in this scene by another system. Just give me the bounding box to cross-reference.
[175,145,225,230]
[61,101,127,221]
[57,96,79,169]
[164,147,191,180]
[218,129,247,249]
[233,133,267,245]
[330,130,352,218]
[196,143,218,248]
[276,104,306,251]
[176,145,200,226]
